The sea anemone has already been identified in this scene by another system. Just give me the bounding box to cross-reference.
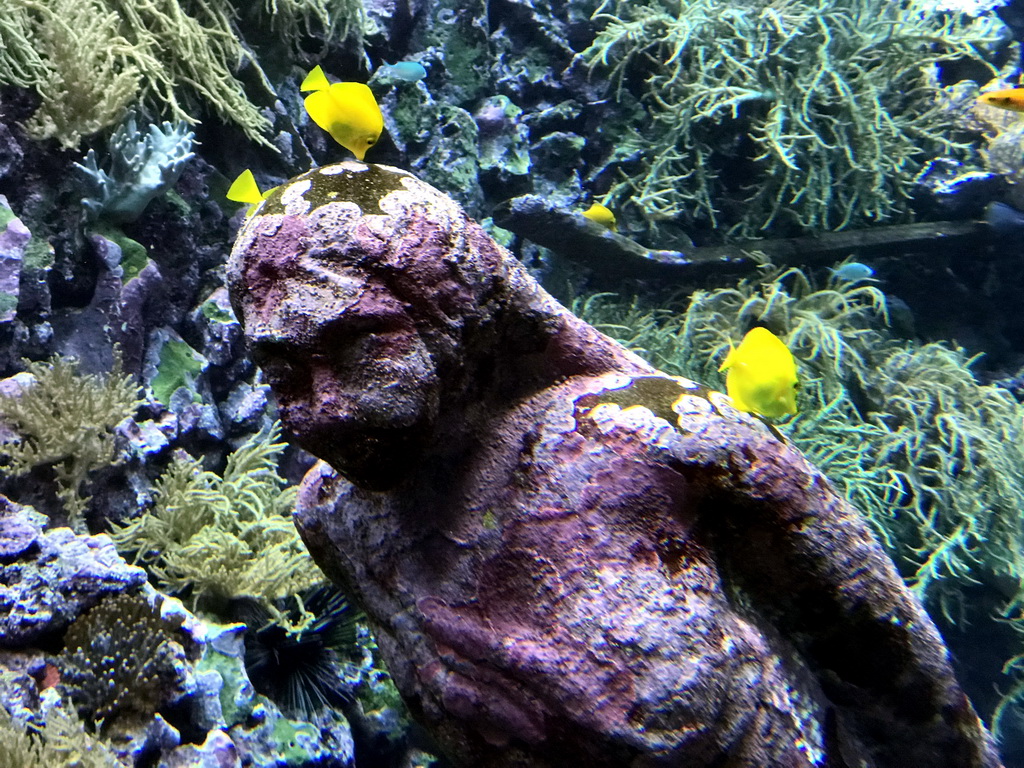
[232,584,363,719]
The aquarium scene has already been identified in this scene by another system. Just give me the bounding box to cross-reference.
[3,0,1024,765]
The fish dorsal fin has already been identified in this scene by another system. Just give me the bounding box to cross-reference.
[226,169,262,205]
[301,65,331,93]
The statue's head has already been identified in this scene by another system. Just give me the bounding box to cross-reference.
[227,163,510,489]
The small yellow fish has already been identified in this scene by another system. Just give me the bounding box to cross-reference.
[226,169,276,216]
[978,88,1024,113]
[718,327,798,419]
[300,65,383,161]
[582,202,617,231]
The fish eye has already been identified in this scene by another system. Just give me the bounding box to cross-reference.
[366,138,375,145]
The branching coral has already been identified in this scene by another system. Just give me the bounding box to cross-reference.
[57,590,192,732]
[864,343,1024,599]
[258,0,364,51]
[0,0,142,149]
[75,114,195,223]
[0,353,142,525]
[110,422,322,608]
[585,0,999,237]
[0,0,364,148]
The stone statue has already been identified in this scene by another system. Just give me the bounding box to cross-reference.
[228,162,1001,767]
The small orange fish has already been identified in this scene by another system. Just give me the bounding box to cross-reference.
[978,88,1024,113]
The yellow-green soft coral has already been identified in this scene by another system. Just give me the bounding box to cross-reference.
[0,0,364,148]
[111,422,323,610]
[0,353,142,526]
[585,0,1000,236]
[0,703,118,768]
[0,0,142,149]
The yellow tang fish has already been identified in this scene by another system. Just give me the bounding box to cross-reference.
[582,202,617,231]
[301,65,383,161]
[226,169,276,216]
[718,327,798,419]
[978,88,1024,113]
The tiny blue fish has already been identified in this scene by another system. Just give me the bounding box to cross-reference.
[828,261,875,283]
[378,61,428,82]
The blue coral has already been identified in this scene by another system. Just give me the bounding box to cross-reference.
[75,114,194,224]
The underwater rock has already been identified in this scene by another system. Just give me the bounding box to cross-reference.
[189,286,245,370]
[0,497,147,647]
[228,162,1002,767]
[220,381,270,437]
[159,728,240,768]
[48,232,147,376]
[228,700,355,768]
[494,193,697,278]
[0,195,28,324]
[474,95,532,199]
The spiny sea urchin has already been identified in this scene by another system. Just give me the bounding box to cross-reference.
[232,584,362,719]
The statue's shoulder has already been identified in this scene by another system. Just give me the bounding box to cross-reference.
[531,371,786,457]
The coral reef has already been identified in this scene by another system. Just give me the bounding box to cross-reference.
[57,589,193,731]
[0,497,147,647]
[110,422,321,608]
[0,493,365,766]
[75,114,195,224]
[0,0,365,148]
[0,353,141,523]
[227,162,1000,766]
[584,0,999,237]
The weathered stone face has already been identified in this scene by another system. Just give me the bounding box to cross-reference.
[228,163,1003,768]
[228,163,484,489]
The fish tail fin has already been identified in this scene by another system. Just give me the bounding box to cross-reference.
[226,170,262,205]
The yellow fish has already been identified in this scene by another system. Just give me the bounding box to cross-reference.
[300,65,383,161]
[226,169,276,216]
[978,88,1024,113]
[582,202,617,231]
[718,327,798,419]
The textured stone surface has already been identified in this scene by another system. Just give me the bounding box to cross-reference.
[0,194,28,324]
[0,495,147,647]
[228,162,1003,767]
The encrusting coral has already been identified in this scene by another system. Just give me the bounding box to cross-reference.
[0,353,142,526]
[585,0,1000,236]
[110,422,323,610]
